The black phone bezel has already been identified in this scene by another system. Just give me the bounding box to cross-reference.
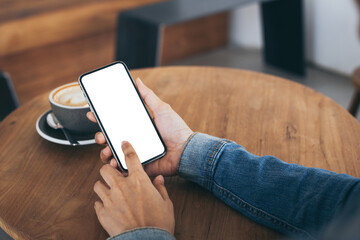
[78,61,167,171]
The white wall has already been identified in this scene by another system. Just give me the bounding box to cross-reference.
[230,0,360,76]
[230,4,263,48]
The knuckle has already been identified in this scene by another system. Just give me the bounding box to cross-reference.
[104,163,112,170]
[99,165,107,174]
[126,152,137,159]
[98,209,107,222]
[158,102,171,113]
[164,103,171,110]
[100,164,112,177]
[93,180,101,191]
[148,89,155,96]
[132,178,142,190]
[131,168,142,177]
[114,181,123,191]
[102,165,115,176]
[107,175,116,185]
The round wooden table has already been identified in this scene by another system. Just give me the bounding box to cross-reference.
[0,66,359,240]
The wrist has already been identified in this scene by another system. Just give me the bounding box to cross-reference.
[176,133,230,189]
[176,132,198,174]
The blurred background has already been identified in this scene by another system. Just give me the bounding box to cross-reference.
[0,0,360,121]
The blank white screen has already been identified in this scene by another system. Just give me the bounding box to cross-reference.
[81,63,165,169]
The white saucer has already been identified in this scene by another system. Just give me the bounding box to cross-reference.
[36,110,96,146]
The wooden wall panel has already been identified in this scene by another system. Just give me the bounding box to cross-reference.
[160,12,229,65]
[0,0,163,56]
[0,0,101,22]
[0,1,230,104]
[0,31,115,104]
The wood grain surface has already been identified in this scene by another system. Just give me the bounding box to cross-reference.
[0,66,360,239]
[0,0,164,56]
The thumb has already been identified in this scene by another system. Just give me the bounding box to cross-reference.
[86,111,97,123]
[135,78,165,113]
[153,175,169,200]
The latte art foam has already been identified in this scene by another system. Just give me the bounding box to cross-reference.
[53,85,88,107]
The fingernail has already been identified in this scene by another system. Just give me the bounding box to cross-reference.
[95,132,101,141]
[121,141,129,147]
[157,175,164,184]
[110,159,117,167]
[102,147,109,155]
[137,78,143,84]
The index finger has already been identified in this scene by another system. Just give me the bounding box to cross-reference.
[121,141,143,173]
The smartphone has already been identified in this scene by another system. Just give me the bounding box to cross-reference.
[78,61,166,171]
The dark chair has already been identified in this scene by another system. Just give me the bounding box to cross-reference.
[349,67,360,117]
[0,74,17,238]
[115,0,305,75]
[0,71,20,121]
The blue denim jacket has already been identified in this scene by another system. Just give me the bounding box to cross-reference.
[110,133,360,240]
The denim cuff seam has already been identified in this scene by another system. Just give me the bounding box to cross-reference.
[176,132,198,174]
[205,140,229,189]
[107,227,173,240]
[212,181,314,239]
[203,139,223,187]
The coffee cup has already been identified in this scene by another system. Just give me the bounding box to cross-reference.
[49,82,99,133]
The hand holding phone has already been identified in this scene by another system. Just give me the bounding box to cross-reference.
[86,73,194,176]
[79,62,166,171]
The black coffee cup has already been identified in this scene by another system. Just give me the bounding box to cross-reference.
[49,82,99,134]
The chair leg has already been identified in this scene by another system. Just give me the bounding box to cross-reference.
[349,90,360,117]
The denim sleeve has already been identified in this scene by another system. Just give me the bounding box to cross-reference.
[177,133,360,239]
[108,228,175,240]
